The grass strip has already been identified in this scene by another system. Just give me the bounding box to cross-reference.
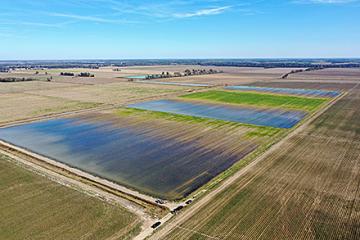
[181,90,327,111]
[116,107,281,138]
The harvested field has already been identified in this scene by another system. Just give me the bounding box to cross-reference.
[289,68,360,81]
[0,93,99,124]
[148,72,276,86]
[160,85,360,240]
[251,81,358,91]
[135,80,211,87]
[3,66,306,87]
[131,67,301,86]
[129,99,306,128]
[0,109,274,200]
[0,154,141,240]
[225,85,340,98]
[28,82,190,105]
[0,81,83,94]
[182,90,327,111]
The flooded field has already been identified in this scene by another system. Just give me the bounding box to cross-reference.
[129,99,306,128]
[225,85,340,97]
[124,75,148,79]
[0,114,259,200]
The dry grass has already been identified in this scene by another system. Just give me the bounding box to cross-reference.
[0,154,141,240]
[28,82,190,105]
[162,86,360,239]
[5,66,302,86]
[0,81,82,94]
[251,81,358,91]
[0,93,99,123]
[289,68,360,81]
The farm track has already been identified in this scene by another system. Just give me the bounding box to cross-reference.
[149,87,351,239]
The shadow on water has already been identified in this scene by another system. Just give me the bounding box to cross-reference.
[0,117,257,199]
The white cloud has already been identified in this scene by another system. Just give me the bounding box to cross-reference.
[173,6,231,18]
[47,12,138,24]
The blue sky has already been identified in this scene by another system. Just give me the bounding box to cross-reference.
[0,0,359,60]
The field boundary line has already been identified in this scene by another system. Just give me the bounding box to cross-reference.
[0,104,114,128]
[148,91,347,240]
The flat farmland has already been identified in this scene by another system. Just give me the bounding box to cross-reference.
[147,68,298,86]
[3,66,304,87]
[0,109,279,200]
[156,85,360,240]
[0,154,141,240]
[288,68,360,81]
[28,82,190,105]
[251,81,357,91]
[0,81,82,94]
[147,73,256,86]
[225,85,340,98]
[2,66,358,240]
[0,93,99,124]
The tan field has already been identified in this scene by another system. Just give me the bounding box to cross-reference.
[0,154,142,240]
[0,93,99,124]
[27,82,190,105]
[0,81,82,94]
[1,66,360,240]
[5,65,302,86]
[288,68,360,81]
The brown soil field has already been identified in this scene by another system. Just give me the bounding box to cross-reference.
[137,67,303,86]
[3,66,307,87]
[250,81,358,91]
[6,68,129,85]
[0,81,83,94]
[149,73,257,86]
[120,65,301,75]
[289,68,360,81]
[157,85,360,240]
[28,82,190,105]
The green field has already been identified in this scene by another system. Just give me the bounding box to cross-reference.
[182,90,327,111]
[117,108,281,138]
[0,155,141,240]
